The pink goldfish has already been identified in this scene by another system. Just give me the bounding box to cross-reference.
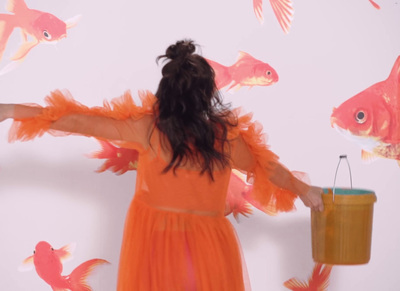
[284,263,333,291]
[89,140,139,175]
[225,169,253,221]
[21,241,109,291]
[331,56,400,165]
[206,52,279,92]
[0,0,80,63]
[253,0,294,34]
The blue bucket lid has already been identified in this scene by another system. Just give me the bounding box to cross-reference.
[323,188,375,195]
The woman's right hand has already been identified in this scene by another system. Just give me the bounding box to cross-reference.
[299,186,324,212]
[0,104,14,122]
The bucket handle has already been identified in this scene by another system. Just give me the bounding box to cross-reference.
[332,155,353,201]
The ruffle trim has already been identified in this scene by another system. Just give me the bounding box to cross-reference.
[9,89,156,142]
[231,109,299,215]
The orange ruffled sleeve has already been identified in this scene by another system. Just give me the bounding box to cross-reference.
[9,90,156,149]
[230,110,306,215]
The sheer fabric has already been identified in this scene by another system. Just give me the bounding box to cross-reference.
[9,90,306,290]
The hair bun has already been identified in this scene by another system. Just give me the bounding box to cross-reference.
[166,39,196,60]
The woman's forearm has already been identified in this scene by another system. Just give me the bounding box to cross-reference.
[0,104,43,121]
[13,104,44,119]
[268,161,309,196]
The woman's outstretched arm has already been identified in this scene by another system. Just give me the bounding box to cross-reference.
[0,103,152,145]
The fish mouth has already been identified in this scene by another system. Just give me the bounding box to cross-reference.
[333,124,381,152]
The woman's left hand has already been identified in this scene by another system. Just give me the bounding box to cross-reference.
[299,186,324,212]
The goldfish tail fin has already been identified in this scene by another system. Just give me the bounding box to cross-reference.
[70,259,109,291]
[0,16,17,62]
[269,0,294,34]
[232,202,253,221]
[206,58,231,90]
[89,140,139,174]
[226,170,254,221]
[308,263,333,290]
[368,0,381,9]
[253,0,264,24]
[7,0,28,14]
[283,277,309,290]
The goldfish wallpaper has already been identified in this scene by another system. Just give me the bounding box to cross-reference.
[0,0,399,290]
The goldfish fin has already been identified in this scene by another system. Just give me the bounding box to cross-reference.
[369,0,381,9]
[18,255,34,272]
[283,277,309,289]
[361,150,379,164]
[269,0,294,34]
[206,58,231,90]
[70,259,110,289]
[236,51,253,62]
[0,17,16,62]
[11,39,39,61]
[56,242,76,262]
[65,14,82,29]
[226,170,254,221]
[232,83,242,92]
[7,0,28,13]
[0,59,23,76]
[89,139,139,174]
[232,202,253,221]
[253,0,264,24]
[389,55,400,87]
[308,263,332,290]
[225,80,242,92]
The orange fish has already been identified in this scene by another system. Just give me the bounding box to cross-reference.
[21,241,109,291]
[206,52,279,92]
[253,0,294,34]
[0,0,80,64]
[284,263,333,291]
[369,0,380,9]
[331,56,400,165]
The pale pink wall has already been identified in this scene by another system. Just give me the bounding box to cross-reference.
[0,0,399,290]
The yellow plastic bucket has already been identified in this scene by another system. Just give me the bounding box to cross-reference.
[311,188,377,265]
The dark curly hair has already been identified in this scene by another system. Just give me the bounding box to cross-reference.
[153,39,237,179]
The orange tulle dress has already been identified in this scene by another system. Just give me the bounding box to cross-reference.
[9,90,304,291]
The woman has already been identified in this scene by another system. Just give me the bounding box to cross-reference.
[0,39,323,290]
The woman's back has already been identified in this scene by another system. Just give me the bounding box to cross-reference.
[134,128,233,217]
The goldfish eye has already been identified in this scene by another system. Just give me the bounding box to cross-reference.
[355,110,366,124]
[51,247,54,251]
[43,30,52,40]
[266,71,271,75]
[33,250,35,254]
